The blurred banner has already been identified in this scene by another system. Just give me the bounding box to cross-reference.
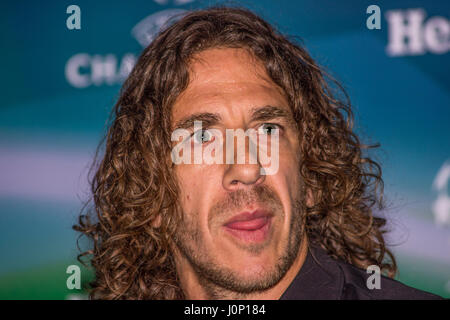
[0,0,449,299]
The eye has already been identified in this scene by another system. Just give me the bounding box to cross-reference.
[192,129,214,144]
[258,123,280,135]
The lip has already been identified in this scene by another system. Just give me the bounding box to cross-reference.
[224,209,273,225]
[223,209,273,243]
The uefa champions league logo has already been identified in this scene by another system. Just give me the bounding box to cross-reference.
[132,0,196,48]
[131,8,188,48]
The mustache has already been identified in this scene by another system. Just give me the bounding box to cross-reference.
[209,184,284,222]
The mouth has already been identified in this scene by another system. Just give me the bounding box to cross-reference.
[223,209,273,243]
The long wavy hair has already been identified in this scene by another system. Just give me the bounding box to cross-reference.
[74,6,397,299]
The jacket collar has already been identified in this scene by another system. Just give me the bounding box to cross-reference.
[280,245,344,300]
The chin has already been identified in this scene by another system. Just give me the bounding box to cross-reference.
[228,263,283,293]
[233,257,275,278]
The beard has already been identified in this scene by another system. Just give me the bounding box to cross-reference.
[171,183,305,298]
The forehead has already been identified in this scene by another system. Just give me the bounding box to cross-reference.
[171,48,290,124]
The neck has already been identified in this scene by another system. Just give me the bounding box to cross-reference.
[174,236,309,300]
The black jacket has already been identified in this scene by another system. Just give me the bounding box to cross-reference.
[280,245,442,300]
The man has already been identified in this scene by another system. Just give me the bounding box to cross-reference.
[75,7,441,300]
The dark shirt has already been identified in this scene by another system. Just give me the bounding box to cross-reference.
[280,245,442,300]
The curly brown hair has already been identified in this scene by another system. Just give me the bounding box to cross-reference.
[74,6,397,300]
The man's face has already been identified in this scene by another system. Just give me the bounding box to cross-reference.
[170,48,304,295]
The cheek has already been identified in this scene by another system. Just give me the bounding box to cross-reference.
[277,146,302,200]
[278,144,300,176]
[174,164,217,213]
[174,165,196,211]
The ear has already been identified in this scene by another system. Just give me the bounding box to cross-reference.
[305,188,314,208]
[151,214,162,228]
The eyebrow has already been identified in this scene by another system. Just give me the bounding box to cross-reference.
[173,105,293,131]
[249,105,293,124]
[173,112,222,131]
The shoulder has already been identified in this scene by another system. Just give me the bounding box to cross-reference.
[333,258,443,300]
[281,245,444,300]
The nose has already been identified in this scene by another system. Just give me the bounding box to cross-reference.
[222,138,265,190]
[223,163,265,190]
